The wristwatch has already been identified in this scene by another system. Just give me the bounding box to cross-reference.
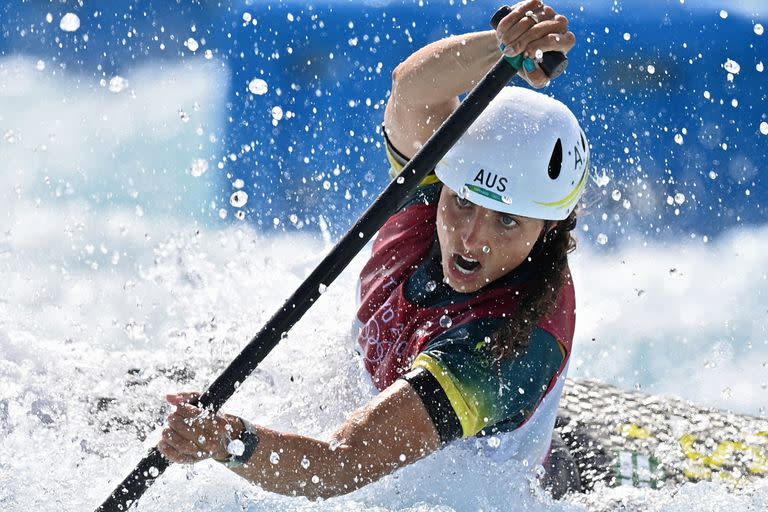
[220,419,260,468]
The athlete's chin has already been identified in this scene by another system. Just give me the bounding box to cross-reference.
[445,279,483,294]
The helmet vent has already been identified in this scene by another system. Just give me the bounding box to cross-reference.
[548,139,563,180]
[580,132,586,150]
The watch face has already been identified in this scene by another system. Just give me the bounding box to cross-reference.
[234,429,260,464]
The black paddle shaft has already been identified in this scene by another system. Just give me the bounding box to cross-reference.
[95,9,566,511]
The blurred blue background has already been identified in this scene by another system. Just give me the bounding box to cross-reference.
[1,0,765,242]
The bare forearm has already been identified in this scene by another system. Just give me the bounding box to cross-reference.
[230,427,372,499]
[228,383,439,499]
[390,30,499,106]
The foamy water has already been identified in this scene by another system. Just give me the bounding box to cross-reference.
[1,57,766,511]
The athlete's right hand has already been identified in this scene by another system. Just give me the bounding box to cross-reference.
[494,1,575,88]
[158,391,244,464]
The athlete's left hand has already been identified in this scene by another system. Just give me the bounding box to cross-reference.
[495,1,576,88]
[157,391,244,464]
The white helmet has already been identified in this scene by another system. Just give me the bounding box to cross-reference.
[435,87,589,221]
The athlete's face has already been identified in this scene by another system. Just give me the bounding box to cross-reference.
[436,186,546,293]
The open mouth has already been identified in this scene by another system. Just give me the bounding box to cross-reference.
[453,254,481,274]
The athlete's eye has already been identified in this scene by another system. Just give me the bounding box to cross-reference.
[500,214,518,228]
[454,195,471,208]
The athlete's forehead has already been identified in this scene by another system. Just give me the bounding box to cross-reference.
[439,185,542,223]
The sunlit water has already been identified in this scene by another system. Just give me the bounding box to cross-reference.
[1,58,767,511]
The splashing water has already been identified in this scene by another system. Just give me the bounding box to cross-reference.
[230,191,249,208]
[108,76,129,93]
[59,13,80,32]
[248,78,268,95]
[723,59,741,74]
[190,159,209,177]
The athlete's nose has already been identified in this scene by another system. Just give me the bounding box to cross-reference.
[460,210,491,254]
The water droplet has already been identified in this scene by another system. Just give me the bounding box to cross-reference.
[482,245,491,254]
[487,436,501,448]
[233,178,245,189]
[218,208,227,219]
[623,33,631,41]
[197,435,206,445]
[501,195,513,205]
[535,464,546,479]
[439,315,452,329]
[301,457,311,469]
[674,193,685,205]
[459,185,469,199]
[271,106,284,121]
[235,210,246,221]
[425,280,437,292]
[518,387,525,394]
[204,49,213,60]
[179,110,190,122]
[721,386,733,399]
[227,439,245,456]
[594,171,610,187]
[723,58,741,74]
[230,191,248,208]
[646,64,656,75]
[396,176,405,184]
[622,199,631,209]
[269,451,280,464]
[108,76,128,93]
[534,49,543,61]
[708,170,718,179]
[758,62,765,73]
[59,13,80,32]
[674,133,684,145]
[186,38,199,52]
[148,466,160,478]
[611,190,621,201]
[329,440,341,451]
[318,283,327,294]
[719,10,728,19]
[398,453,406,462]
[760,122,768,136]
[755,24,765,36]
[248,78,268,95]
[35,60,45,71]
[597,233,608,245]
[190,159,208,177]
[311,475,320,484]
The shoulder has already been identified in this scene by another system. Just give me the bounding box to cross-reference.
[403,319,564,440]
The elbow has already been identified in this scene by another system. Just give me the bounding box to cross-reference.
[390,63,406,99]
[391,61,406,82]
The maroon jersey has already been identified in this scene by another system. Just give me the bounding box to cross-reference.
[356,197,575,391]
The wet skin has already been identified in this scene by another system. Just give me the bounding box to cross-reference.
[436,186,548,293]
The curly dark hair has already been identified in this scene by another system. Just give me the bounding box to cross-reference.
[491,208,578,360]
